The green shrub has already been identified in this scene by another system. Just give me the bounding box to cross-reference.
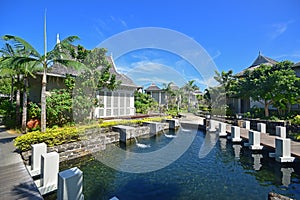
[14,127,83,151]
[292,115,300,126]
[14,116,172,151]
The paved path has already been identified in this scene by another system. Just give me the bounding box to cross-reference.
[0,126,43,200]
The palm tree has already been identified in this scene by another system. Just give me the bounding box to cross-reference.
[184,80,198,112]
[0,43,24,128]
[2,32,82,132]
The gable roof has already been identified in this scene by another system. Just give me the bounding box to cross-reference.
[145,83,162,91]
[294,62,300,68]
[48,56,137,87]
[235,53,278,77]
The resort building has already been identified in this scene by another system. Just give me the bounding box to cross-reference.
[28,55,139,119]
[229,53,300,114]
[144,83,166,105]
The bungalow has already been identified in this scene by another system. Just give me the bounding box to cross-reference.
[229,52,300,114]
[28,55,139,119]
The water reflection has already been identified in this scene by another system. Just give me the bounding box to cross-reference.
[251,154,262,171]
[219,138,227,151]
[281,168,294,187]
[232,144,242,159]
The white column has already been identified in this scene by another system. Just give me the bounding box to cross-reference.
[252,154,262,171]
[242,121,250,130]
[30,143,47,176]
[257,123,266,133]
[244,130,263,150]
[218,122,227,137]
[269,138,295,162]
[229,126,242,142]
[39,152,59,195]
[276,126,286,138]
[58,167,84,200]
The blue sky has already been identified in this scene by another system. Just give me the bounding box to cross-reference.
[1,0,300,90]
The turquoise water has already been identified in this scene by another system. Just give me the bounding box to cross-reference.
[46,128,300,200]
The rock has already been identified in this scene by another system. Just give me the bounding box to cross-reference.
[268,192,294,200]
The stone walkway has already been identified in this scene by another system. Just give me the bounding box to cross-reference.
[0,126,43,199]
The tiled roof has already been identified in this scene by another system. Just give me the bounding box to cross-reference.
[48,56,137,87]
[169,82,179,90]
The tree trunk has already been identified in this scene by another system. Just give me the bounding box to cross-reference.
[41,70,47,132]
[188,92,191,112]
[21,77,28,134]
[10,77,14,107]
[264,101,269,117]
[16,75,21,127]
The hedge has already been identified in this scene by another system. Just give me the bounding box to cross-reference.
[14,116,172,152]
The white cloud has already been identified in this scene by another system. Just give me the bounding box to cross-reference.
[270,20,294,40]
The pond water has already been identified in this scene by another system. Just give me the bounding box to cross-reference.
[45,128,300,200]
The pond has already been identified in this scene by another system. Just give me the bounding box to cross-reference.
[45,128,300,200]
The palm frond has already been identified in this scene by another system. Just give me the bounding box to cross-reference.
[2,35,41,58]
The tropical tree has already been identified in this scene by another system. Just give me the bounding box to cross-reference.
[236,61,300,117]
[71,47,120,122]
[183,80,199,112]
[2,33,82,132]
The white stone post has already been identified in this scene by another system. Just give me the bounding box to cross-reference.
[229,126,242,142]
[269,137,295,162]
[58,167,84,200]
[207,120,217,132]
[257,123,266,133]
[276,126,286,138]
[244,130,263,150]
[242,121,250,130]
[39,152,59,195]
[30,143,47,176]
[218,122,227,137]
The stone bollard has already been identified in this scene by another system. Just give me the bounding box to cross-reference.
[166,119,179,130]
[242,121,250,130]
[269,137,295,162]
[143,122,164,136]
[218,122,227,137]
[58,167,84,200]
[228,126,242,142]
[252,154,262,171]
[276,126,286,138]
[257,123,266,133]
[244,130,263,150]
[29,143,47,176]
[207,120,218,132]
[38,152,59,195]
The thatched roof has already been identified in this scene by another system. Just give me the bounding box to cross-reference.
[235,53,278,77]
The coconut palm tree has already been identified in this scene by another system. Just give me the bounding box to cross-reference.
[2,32,82,132]
[183,80,198,112]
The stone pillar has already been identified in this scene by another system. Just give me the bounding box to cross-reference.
[257,123,266,133]
[242,121,250,130]
[229,126,242,142]
[112,125,134,143]
[269,137,295,162]
[218,122,227,137]
[244,130,263,150]
[30,143,47,176]
[143,122,164,136]
[166,119,179,130]
[207,120,217,132]
[58,167,84,200]
[276,126,286,138]
[39,152,59,195]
